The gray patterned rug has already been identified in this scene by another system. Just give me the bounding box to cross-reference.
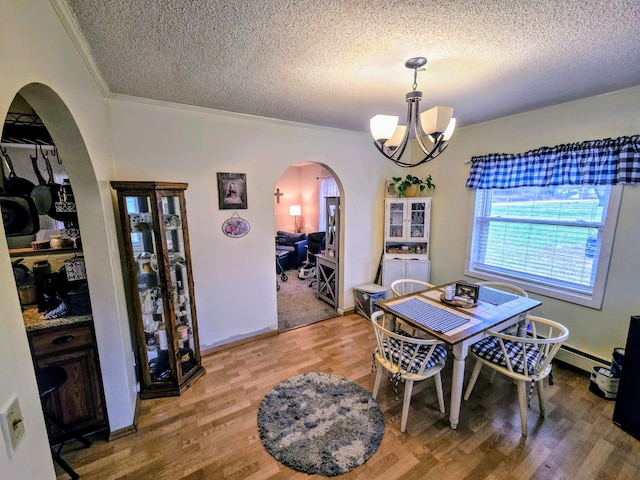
[257,372,385,476]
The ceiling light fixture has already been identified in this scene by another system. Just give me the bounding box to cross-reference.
[370,57,456,168]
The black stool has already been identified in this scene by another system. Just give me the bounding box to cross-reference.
[36,366,92,480]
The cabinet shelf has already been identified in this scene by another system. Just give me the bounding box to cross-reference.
[9,247,80,257]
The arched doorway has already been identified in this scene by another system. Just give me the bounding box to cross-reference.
[273,162,342,331]
[1,83,136,438]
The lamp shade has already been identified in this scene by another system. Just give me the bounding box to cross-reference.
[420,106,454,136]
[386,125,407,148]
[370,114,399,141]
[289,205,301,216]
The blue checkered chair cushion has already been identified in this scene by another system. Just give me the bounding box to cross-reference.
[379,333,447,374]
[471,336,544,375]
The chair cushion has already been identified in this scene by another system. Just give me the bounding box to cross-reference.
[471,336,544,375]
[380,336,447,374]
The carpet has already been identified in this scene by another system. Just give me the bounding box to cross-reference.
[257,372,385,476]
[277,271,336,331]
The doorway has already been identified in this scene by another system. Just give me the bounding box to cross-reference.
[274,162,340,331]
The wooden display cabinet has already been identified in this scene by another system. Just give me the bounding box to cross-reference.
[110,181,205,398]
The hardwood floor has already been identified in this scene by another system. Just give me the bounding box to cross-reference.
[56,314,639,479]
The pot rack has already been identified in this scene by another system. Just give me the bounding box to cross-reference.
[1,111,55,148]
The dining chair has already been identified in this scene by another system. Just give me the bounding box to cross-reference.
[476,281,529,382]
[390,279,435,337]
[370,310,447,433]
[463,314,569,436]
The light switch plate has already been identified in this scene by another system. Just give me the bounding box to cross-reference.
[1,395,25,459]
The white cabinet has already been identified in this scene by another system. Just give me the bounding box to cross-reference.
[384,198,430,245]
[382,197,431,296]
[382,258,431,294]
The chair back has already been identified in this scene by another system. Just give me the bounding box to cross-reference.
[390,279,434,297]
[370,310,446,379]
[479,314,569,381]
[476,281,528,297]
[306,231,325,254]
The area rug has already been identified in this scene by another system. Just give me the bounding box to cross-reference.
[257,372,385,476]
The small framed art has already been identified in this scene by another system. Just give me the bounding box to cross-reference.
[217,172,247,210]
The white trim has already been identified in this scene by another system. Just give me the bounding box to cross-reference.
[50,0,110,96]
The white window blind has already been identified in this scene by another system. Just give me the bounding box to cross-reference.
[466,185,621,308]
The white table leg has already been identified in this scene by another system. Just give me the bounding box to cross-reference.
[449,343,469,429]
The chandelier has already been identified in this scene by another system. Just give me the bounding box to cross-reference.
[370,57,456,168]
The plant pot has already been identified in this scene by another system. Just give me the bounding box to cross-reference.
[403,184,419,197]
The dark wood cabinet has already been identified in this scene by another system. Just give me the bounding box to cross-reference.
[110,181,204,398]
[28,322,107,444]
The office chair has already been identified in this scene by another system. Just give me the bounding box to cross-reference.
[301,231,325,288]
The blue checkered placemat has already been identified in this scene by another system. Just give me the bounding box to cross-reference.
[388,298,469,333]
[478,287,519,306]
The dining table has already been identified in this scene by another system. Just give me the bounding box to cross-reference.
[375,281,542,429]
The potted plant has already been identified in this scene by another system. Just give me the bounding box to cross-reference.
[390,174,435,197]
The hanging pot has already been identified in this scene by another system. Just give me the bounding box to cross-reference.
[33,155,76,223]
[30,154,54,215]
[2,152,35,197]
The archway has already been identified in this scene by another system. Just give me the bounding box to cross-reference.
[273,162,342,331]
[1,83,136,437]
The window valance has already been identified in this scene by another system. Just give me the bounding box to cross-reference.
[466,135,640,189]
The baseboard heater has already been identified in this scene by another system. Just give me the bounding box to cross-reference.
[555,343,610,374]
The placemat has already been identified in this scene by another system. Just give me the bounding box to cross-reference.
[478,287,519,306]
[388,298,469,333]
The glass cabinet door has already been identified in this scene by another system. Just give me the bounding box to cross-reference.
[408,199,428,240]
[125,195,173,384]
[160,195,197,379]
[386,200,406,240]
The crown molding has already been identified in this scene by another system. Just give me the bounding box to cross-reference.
[49,0,110,97]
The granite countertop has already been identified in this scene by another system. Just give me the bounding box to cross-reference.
[23,306,92,332]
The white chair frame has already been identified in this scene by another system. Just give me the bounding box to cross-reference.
[463,314,569,436]
[370,310,446,433]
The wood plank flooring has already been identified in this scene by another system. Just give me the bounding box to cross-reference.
[56,314,640,479]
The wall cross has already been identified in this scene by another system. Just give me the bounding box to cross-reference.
[274,188,284,203]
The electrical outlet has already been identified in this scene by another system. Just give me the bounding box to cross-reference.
[1,395,25,459]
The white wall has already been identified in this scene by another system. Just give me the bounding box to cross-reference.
[106,98,390,346]
[415,86,640,364]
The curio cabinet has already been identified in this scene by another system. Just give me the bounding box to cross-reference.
[111,181,204,398]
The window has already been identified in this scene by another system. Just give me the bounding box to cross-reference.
[466,184,622,308]
[318,176,339,232]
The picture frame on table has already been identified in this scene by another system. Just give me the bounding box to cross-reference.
[455,281,480,304]
[217,172,247,210]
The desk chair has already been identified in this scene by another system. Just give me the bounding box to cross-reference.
[463,315,569,436]
[302,231,325,288]
[36,366,92,480]
[370,310,447,433]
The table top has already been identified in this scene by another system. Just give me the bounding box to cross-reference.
[375,282,542,345]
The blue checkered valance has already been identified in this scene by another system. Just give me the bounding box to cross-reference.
[466,135,640,189]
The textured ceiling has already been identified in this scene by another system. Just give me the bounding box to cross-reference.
[62,0,640,133]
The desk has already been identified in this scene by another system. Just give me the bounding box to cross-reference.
[316,254,338,307]
[376,282,541,429]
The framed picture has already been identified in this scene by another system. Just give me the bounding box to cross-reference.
[217,172,247,210]
[454,281,479,304]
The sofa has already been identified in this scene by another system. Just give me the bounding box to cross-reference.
[275,231,307,270]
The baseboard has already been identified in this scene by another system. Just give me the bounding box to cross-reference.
[555,343,610,374]
[108,394,139,441]
[201,330,279,355]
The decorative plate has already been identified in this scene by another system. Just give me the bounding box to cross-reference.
[222,213,250,238]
